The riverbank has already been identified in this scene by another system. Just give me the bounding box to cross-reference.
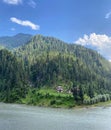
[19,88,111,109]
[21,88,75,108]
[73,100,111,110]
[2,99,111,110]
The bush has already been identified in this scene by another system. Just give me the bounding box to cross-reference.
[50,100,56,105]
[83,94,111,105]
[56,100,62,105]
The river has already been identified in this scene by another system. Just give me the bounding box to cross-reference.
[0,103,111,130]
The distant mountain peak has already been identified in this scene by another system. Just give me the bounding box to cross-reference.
[0,33,32,49]
[14,33,32,37]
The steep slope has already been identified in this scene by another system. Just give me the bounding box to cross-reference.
[0,49,28,102]
[15,35,111,96]
[0,33,32,49]
[0,45,4,50]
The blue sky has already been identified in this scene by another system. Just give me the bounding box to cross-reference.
[0,0,74,42]
[1,0,111,60]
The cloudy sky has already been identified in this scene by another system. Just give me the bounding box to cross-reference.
[1,0,111,60]
[0,0,73,41]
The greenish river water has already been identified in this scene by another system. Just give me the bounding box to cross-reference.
[0,103,111,130]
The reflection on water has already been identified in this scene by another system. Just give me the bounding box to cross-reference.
[0,103,111,130]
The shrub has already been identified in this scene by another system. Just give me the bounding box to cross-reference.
[50,100,56,105]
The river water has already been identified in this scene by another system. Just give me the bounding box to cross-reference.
[0,103,111,130]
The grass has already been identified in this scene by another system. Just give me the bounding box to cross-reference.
[92,100,111,107]
[21,87,111,109]
[21,88,75,108]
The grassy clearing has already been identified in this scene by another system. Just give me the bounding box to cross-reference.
[21,88,75,108]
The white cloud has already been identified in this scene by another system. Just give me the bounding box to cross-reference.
[105,11,111,19]
[10,17,40,30]
[28,0,36,8]
[3,0,22,5]
[75,33,111,60]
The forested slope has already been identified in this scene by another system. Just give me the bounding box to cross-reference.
[0,33,32,49]
[15,35,111,96]
[0,49,28,102]
[0,34,111,106]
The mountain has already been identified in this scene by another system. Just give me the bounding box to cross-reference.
[16,35,111,95]
[0,45,4,50]
[0,33,32,49]
[0,34,111,106]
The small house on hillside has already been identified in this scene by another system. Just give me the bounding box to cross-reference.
[56,86,63,93]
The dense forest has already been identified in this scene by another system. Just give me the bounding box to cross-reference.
[0,49,28,103]
[0,34,111,107]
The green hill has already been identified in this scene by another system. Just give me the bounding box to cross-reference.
[0,34,111,107]
[0,33,32,49]
[0,45,4,50]
[16,35,111,95]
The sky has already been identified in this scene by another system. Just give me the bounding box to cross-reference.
[0,0,111,60]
